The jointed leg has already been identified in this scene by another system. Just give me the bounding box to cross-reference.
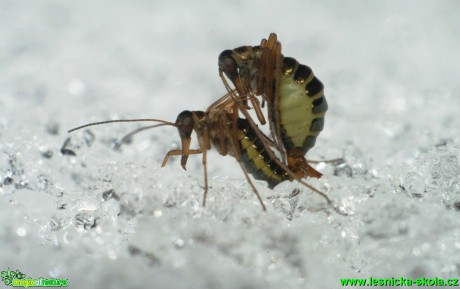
[161,149,202,168]
[201,128,210,207]
[248,93,266,125]
[307,158,344,164]
[220,73,266,125]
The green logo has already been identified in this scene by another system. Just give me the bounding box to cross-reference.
[1,268,68,288]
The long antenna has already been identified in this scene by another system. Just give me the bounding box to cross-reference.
[114,123,171,150]
[68,119,176,133]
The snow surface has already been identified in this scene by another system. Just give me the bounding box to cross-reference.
[1,0,460,288]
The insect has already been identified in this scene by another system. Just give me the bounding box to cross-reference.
[68,93,331,211]
[218,33,328,180]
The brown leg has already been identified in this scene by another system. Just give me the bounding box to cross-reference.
[266,33,277,48]
[161,149,202,168]
[220,72,267,126]
[201,128,209,207]
[206,89,238,113]
[249,94,266,125]
[271,40,287,163]
[307,158,344,164]
[258,35,287,163]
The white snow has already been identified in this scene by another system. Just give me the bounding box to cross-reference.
[1,0,460,288]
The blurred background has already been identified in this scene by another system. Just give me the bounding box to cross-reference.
[1,0,459,288]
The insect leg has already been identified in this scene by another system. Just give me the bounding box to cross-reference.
[257,34,287,162]
[248,93,266,125]
[271,40,287,163]
[220,73,267,125]
[201,127,210,207]
[307,158,344,164]
[161,149,202,169]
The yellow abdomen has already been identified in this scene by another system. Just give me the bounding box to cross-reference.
[277,57,328,155]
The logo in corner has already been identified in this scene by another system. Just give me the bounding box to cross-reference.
[1,268,68,288]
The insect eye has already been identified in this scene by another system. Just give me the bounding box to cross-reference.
[176,111,194,137]
[218,50,238,80]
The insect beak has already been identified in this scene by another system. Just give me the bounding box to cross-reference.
[233,77,246,96]
[180,134,191,170]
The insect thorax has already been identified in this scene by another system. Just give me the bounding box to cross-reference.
[230,45,264,93]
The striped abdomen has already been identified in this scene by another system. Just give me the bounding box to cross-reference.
[237,118,289,188]
[277,57,328,157]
